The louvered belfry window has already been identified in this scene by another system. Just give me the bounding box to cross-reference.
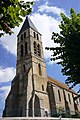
[25,42,28,55]
[34,41,37,54]
[37,44,41,57]
[21,44,23,57]
[38,63,41,75]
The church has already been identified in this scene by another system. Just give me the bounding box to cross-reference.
[3,17,80,117]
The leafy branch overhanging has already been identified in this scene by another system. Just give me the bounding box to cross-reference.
[0,0,34,37]
[46,8,80,94]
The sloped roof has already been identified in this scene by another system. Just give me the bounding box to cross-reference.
[48,76,77,94]
[18,16,40,36]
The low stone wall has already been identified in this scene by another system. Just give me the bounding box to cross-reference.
[0,117,80,120]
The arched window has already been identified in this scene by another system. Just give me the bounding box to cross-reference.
[25,42,28,55]
[37,34,39,40]
[33,32,36,38]
[24,32,26,39]
[58,90,61,101]
[68,94,71,104]
[23,64,26,72]
[21,34,23,41]
[33,41,37,54]
[42,85,44,91]
[37,44,41,57]
[38,63,41,75]
[21,44,23,57]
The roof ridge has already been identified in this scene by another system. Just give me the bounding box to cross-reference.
[47,76,77,94]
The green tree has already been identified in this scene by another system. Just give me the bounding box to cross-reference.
[46,8,80,93]
[0,0,33,37]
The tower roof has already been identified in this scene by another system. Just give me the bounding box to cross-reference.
[18,16,41,36]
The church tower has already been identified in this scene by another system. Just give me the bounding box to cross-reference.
[3,17,50,117]
[16,16,50,117]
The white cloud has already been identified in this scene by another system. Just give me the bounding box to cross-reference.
[0,66,15,101]
[30,13,60,60]
[0,86,11,100]
[48,59,62,65]
[0,27,19,56]
[38,2,66,16]
[0,67,16,83]
[0,18,25,55]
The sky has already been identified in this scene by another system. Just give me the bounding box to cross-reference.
[0,0,80,116]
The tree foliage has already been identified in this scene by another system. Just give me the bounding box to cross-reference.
[0,0,33,37]
[46,8,80,92]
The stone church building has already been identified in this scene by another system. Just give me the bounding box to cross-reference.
[3,17,80,117]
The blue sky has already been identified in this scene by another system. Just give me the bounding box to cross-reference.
[0,0,80,116]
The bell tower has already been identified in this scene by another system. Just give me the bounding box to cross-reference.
[17,16,50,117]
[3,16,50,117]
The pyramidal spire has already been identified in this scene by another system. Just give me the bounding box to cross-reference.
[18,16,40,36]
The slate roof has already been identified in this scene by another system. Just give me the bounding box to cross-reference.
[18,16,40,36]
[48,76,77,94]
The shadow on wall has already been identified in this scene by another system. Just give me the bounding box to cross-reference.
[28,94,41,117]
[47,83,57,117]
